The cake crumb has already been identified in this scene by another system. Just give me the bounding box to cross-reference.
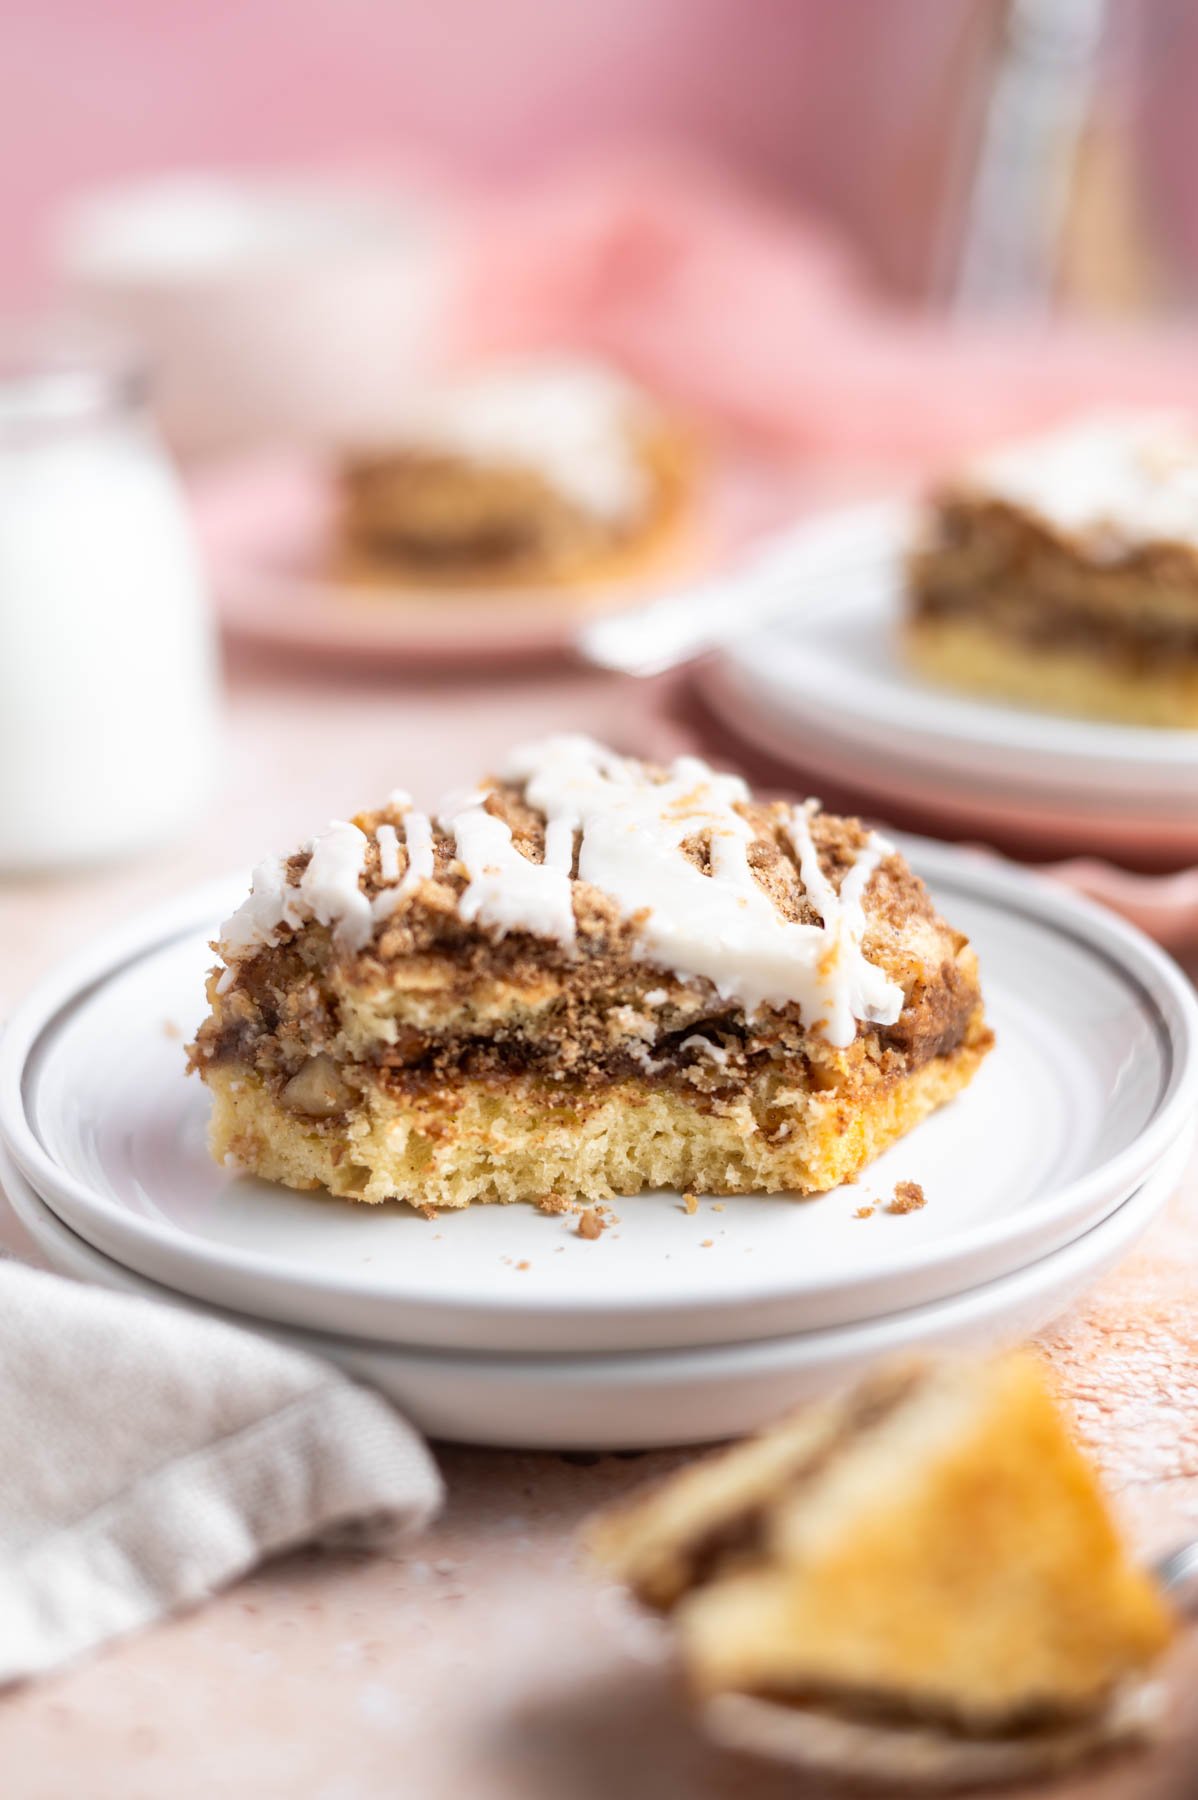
[162,1019,181,1040]
[577,1210,606,1240]
[537,1193,572,1215]
[417,1203,438,1222]
[887,1180,927,1215]
[516,1259,531,1270]
[700,1238,714,1248]
[712,1202,725,1212]
[682,1193,698,1215]
[854,1205,875,1220]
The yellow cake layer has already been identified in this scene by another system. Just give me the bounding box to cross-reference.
[906,616,1198,728]
[205,1015,989,1209]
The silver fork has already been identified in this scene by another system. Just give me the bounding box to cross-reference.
[575,498,907,678]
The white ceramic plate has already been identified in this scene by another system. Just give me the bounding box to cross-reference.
[2,1135,1185,1450]
[702,658,1198,870]
[2,846,1195,1355]
[700,505,1198,821]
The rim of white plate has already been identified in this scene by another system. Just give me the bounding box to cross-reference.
[713,502,1198,794]
[3,1131,1184,1376]
[0,842,1196,1345]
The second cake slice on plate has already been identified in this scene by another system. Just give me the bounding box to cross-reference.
[188,737,991,1208]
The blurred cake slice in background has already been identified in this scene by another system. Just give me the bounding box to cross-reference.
[590,1353,1174,1736]
[338,355,697,590]
[905,413,1198,726]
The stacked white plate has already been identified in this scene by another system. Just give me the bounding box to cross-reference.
[699,503,1198,866]
[3,842,1196,1450]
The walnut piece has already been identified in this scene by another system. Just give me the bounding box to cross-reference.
[282,1053,352,1118]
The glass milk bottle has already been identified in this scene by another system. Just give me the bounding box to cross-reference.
[0,333,219,869]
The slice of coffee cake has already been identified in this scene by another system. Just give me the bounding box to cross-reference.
[339,356,695,589]
[188,737,990,1208]
[906,412,1198,726]
[588,1354,1174,1733]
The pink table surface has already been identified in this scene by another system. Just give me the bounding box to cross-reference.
[2,646,1198,1799]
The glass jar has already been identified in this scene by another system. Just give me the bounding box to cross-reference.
[0,328,219,870]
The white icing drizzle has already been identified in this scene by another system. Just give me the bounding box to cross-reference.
[216,854,302,990]
[298,821,372,953]
[371,808,436,922]
[221,810,432,968]
[376,822,401,885]
[784,801,892,1047]
[400,809,435,887]
[968,412,1198,553]
[387,356,652,523]
[484,735,902,1047]
[446,801,576,944]
[217,738,902,1050]
[680,1035,729,1067]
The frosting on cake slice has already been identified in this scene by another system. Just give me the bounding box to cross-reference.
[967,411,1198,555]
[189,737,990,1208]
[380,357,658,524]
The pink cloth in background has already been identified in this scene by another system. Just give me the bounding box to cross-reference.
[455,154,1198,469]
[6,1,1197,470]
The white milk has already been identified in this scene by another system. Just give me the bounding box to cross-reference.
[0,344,219,869]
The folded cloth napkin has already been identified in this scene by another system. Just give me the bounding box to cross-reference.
[0,1257,442,1686]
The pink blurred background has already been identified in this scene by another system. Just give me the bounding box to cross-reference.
[1,0,1000,301]
[5,0,1198,303]
[12,0,1198,474]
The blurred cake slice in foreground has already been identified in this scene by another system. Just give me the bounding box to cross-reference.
[906,412,1198,726]
[588,1353,1174,1735]
[188,737,990,1209]
[338,355,696,589]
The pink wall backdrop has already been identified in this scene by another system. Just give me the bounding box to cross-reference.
[1,0,1002,301]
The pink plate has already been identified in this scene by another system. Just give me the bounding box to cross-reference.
[190,447,813,667]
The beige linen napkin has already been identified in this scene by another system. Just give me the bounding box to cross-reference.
[0,1257,443,1685]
